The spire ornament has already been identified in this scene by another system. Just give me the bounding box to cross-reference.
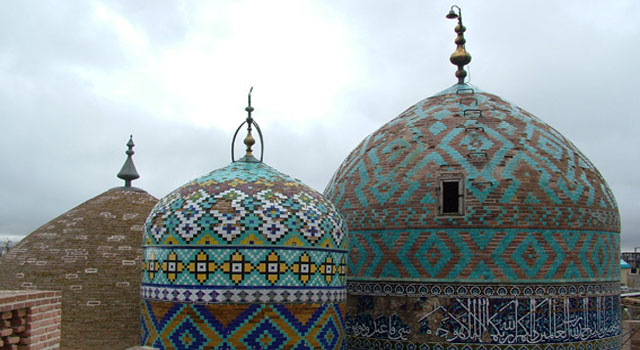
[117,135,140,187]
[446,5,472,84]
[231,87,264,162]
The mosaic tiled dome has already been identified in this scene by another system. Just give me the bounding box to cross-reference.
[325,83,620,350]
[0,137,157,350]
[141,113,348,349]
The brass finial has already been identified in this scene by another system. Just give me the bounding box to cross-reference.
[446,5,472,84]
[244,87,255,156]
[231,87,264,163]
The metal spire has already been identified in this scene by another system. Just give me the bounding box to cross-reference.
[117,135,140,187]
[231,87,264,163]
[244,87,256,157]
[446,5,472,84]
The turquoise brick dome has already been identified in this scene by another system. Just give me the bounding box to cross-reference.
[140,97,348,349]
[324,83,620,350]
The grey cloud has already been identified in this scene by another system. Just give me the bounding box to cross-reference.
[0,2,128,73]
[1,0,639,252]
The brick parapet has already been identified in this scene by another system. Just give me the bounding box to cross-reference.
[0,291,61,350]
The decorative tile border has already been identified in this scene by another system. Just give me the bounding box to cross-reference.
[143,246,347,288]
[141,284,346,304]
[347,281,619,298]
[347,294,619,345]
[347,228,619,282]
[141,300,346,350]
[345,335,620,350]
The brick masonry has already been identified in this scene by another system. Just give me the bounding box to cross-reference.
[0,188,157,350]
[0,290,62,350]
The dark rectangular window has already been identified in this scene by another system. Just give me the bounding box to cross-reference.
[442,181,459,214]
[438,177,464,216]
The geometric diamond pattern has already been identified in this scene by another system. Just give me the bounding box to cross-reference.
[142,300,345,350]
[591,236,610,277]
[512,234,548,278]
[347,228,618,282]
[416,233,452,277]
[243,319,288,350]
[168,316,207,350]
[317,315,340,349]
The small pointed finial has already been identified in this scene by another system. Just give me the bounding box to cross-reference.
[243,87,256,156]
[446,5,472,84]
[117,135,140,187]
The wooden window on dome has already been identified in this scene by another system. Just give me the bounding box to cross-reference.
[438,177,464,216]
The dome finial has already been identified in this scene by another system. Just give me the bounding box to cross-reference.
[244,87,256,157]
[231,87,264,163]
[117,134,140,187]
[446,5,472,84]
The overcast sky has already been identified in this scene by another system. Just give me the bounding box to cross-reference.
[1,0,639,250]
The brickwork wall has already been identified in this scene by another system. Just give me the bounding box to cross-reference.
[0,291,61,350]
[0,189,157,350]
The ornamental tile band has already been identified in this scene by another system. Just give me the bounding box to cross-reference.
[141,285,346,304]
[141,300,345,350]
[145,168,346,250]
[347,281,620,298]
[143,247,346,289]
[347,228,619,283]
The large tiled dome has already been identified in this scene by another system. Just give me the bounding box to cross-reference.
[325,82,620,350]
[141,99,347,349]
[323,10,620,350]
[326,84,619,282]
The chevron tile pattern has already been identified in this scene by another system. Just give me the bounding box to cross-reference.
[141,300,345,350]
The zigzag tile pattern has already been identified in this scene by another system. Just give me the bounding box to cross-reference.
[348,228,619,282]
[141,300,345,350]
